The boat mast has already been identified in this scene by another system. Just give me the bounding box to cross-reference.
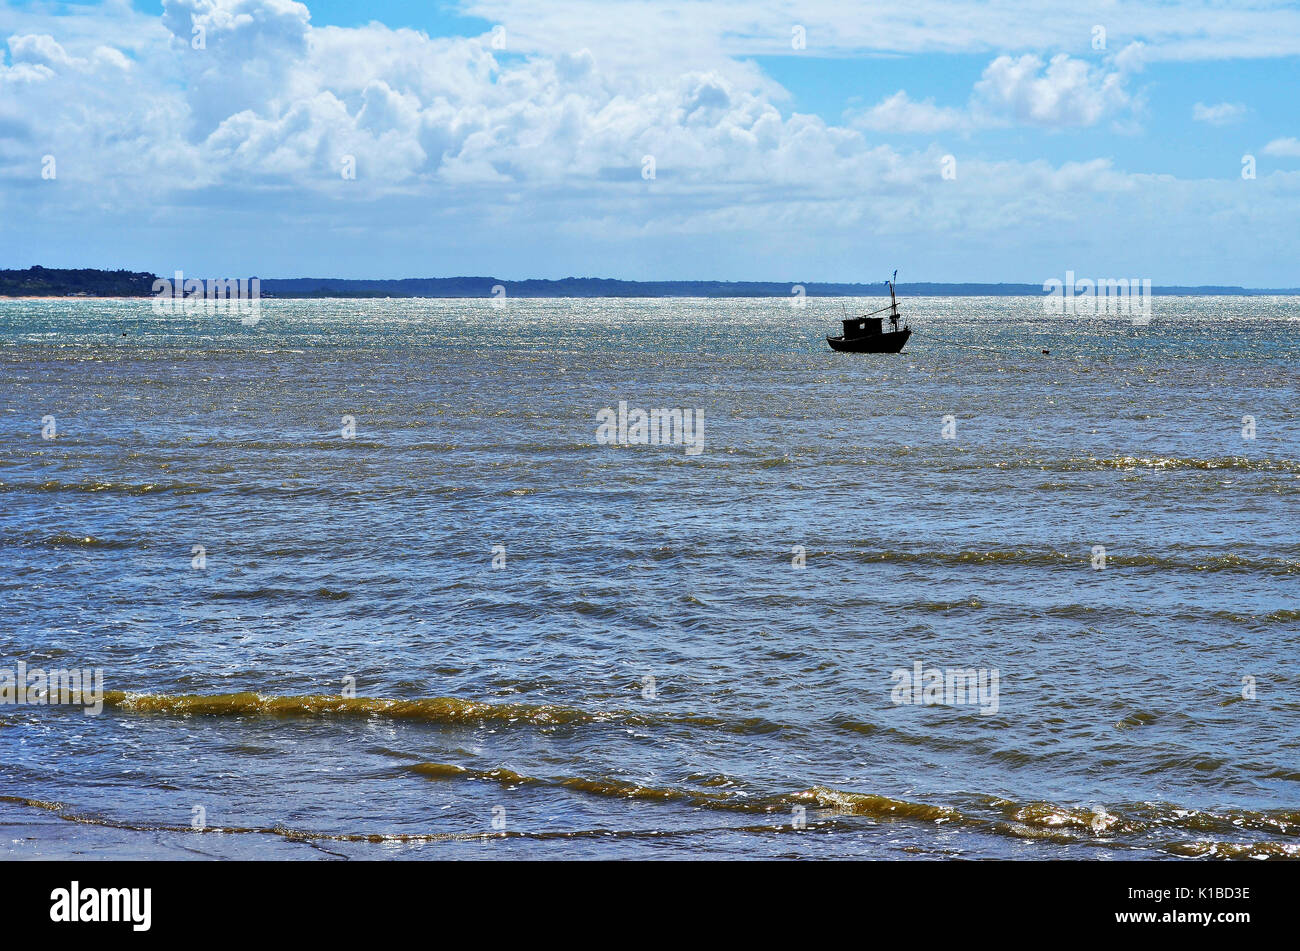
[888,269,899,329]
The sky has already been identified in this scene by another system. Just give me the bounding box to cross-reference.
[1,0,1298,284]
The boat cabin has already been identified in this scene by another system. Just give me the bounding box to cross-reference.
[842,316,885,338]
[842,309,901,338]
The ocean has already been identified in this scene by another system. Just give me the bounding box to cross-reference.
[1,296,1297,859]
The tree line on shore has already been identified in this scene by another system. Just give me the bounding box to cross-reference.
[3,266,1294,298]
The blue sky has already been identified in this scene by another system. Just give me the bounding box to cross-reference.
[2,0,1298,284]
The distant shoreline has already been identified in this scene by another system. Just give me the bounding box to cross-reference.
[5,291,1300,301]
[2,267,1299,298]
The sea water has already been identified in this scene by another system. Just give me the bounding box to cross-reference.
[1,296,1296,858]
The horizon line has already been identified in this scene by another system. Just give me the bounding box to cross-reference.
[4,266,1299,296]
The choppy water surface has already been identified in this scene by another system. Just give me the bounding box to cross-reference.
[1,296,1297,859]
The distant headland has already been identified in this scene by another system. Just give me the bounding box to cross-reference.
[3,266,1297,298]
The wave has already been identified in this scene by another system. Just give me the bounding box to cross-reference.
[58,689,1300,857]
[101,690,614,726]
[1264,608,1300,623]
[5,527,1296,580]
[97,690,785,734]
[0,479,214,496]
[29,531,135,550]
[0,478,494,501]
[409,768,1300,856]
[1080,455,1300,473]
[0,794,853,848]
[204,587,352,603]
[407,763,967,822]
[405,760,1300,839]
[407,762,755,810]
[11,778,1296,858]
[857,547,1298,575]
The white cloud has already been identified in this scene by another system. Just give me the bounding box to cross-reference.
[1262,137,1300,157]
[6,32,132,73]
[1,0,1298,283]
[852,91,969,134]
[8,33,79,69]
[851,51,1137,134]
[973,53,1131,127]
[461,0,1300,63]
[161,0,311,56]
[1112,41,1149,74]
[1192,101,1248,124]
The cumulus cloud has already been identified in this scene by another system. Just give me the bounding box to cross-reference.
[0,0,919,220]
[851,51,1138,134]
[161,0,311,56]
[1262,137,1300,157]
[972,53,1132,127]
[5,32,132,74]
[1,0,1298,283]
[8,33,79,68]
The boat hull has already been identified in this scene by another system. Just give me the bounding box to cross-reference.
[826,328,911,353]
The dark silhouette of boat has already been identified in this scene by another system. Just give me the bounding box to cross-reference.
[827,272,911,353]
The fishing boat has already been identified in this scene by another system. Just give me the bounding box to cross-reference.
[826,272,912,353]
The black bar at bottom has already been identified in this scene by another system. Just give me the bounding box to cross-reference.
[0,859,1287,937]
